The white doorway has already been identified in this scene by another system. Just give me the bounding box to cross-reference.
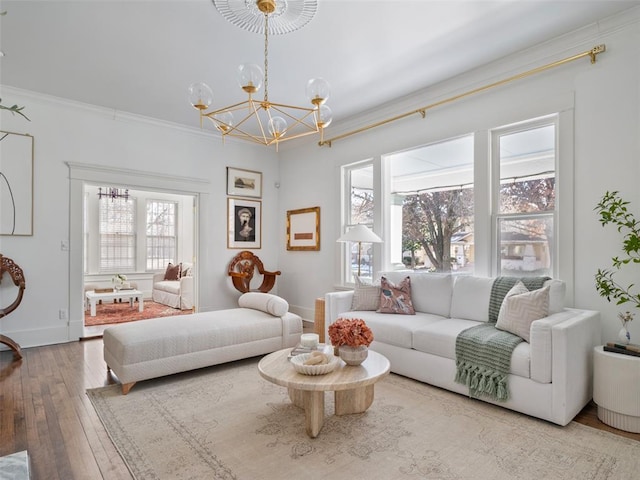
[81,184,197,337]
[67,163,210,342]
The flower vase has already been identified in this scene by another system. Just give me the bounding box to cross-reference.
[339,345,368,366]
[618,321,631,345]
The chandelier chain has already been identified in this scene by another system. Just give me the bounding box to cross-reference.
[263,13,269,103]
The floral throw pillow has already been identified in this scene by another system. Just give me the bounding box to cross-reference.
[377,276,416,315]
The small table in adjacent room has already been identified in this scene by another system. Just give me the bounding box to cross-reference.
[85,289,144,317]
[593,345,640,433]
[258,347,390,438]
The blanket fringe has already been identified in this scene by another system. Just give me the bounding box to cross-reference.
[455,360,509,402]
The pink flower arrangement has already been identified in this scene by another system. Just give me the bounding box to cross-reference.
[328,318,374,348]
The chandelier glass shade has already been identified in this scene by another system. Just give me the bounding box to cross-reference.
[189,0,331,147]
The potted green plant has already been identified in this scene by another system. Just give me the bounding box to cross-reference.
[594,191,640,343]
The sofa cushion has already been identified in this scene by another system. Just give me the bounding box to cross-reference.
[351,276,380,311]
[164,262,181,281]
[412,318,531,378]
[450,275,494,322]
[339,311,441,349]
[496,282,550,342]
[238,292,289,317]
[381,272,453,317]
[378,276,415,314]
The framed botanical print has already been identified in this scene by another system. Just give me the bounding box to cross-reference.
[286,206,320,251]
[226,167,262,198]
[228,197,261,249]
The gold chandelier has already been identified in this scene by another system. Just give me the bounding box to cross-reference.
[188,0,331,148]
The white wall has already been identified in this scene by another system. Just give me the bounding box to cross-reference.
[0,88,280,348]
[277,10,640,343]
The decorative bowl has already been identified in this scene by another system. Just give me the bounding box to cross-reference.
[290,353,340,375]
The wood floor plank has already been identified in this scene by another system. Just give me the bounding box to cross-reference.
[1,337,637,480]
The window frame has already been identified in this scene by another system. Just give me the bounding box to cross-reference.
[490,114,560,279]
[146,199,178,271]
[98,196,136,273]
[340,159,376,284]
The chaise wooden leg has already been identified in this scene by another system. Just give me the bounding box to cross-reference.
[122,382,136,395]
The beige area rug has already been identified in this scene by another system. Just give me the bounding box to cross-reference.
[87,358,640,480]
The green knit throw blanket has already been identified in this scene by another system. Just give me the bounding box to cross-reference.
[455,276,551,402]
[455,323,523,401]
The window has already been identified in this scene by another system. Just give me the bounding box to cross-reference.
[342,161,375,281]
[146,200,177,270]
[492,117,556,277]
[340,112,568,289]
[388,135,474,273]
[99,197,136,272]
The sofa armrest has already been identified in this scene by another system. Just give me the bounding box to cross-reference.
[324,290,354,342]
[529,309,600,385]
[529,310,577,383]
[548,308,601,425]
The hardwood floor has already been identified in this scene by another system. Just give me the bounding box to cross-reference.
[1,339,638,480]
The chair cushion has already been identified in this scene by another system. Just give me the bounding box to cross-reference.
[238,292,289,317]
[153,280,181,295]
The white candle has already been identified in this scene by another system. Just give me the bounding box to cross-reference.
[300,333,319,349]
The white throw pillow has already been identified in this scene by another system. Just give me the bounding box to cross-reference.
[496,281,550,342]
[238,292,289,317]
[351,276,380,311]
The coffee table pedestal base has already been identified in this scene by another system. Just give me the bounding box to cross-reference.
[288,385,375,438]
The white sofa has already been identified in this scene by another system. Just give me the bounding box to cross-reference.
[103,292,302,393]
[325,272,601,426]
[152,271,193,310]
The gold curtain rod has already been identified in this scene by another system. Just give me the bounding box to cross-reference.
[319,44,606,147]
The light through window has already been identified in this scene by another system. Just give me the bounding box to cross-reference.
[99,197,136,272]
[494,119,556,277]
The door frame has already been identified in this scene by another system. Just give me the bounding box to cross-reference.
[67,162,210,341]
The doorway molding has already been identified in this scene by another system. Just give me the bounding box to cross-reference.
[67,162,210,341]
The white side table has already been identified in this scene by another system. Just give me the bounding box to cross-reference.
[593,346,640,433]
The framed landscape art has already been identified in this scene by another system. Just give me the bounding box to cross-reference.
[228,197,261,249]
[286,206,320,251]
[227,167,262,198]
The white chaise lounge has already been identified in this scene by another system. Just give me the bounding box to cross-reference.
[103,292,302,393]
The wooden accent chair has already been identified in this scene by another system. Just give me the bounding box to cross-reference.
[228,251,281,294]
[0,254,26,359]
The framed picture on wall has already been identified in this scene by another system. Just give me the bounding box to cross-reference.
[286,206,320,251]
[227,167,262,198]
[228,197,261,249]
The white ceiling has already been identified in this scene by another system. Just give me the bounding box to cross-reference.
[1,0,638,136]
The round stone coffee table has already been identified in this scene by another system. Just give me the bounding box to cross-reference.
[258,348,390,438]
